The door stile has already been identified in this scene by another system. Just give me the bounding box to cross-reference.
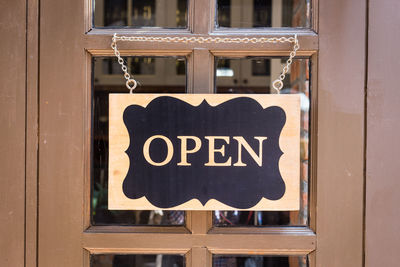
[0,0,27,266]
[39,0,87,265]
[316,0,365,266]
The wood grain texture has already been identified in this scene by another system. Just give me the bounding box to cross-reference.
[39,0,86,265]
[84,30,318,53]
[317,0,365,266]
[0,0,27,266]
[109,94,300,210]
[365,0,400,266]
[83,232,315,254]
[36,0,369,265]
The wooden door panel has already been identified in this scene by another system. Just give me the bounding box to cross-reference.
[37,0,365,266]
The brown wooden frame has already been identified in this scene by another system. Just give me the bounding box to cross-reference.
[365,0,400,266]
[0,0,28,266]
[14,0,365,266]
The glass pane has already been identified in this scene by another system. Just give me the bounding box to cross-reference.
[214,57,310,226]
[92,56,186,225]
[94,0,188,28]
[216,0,311,28]
[92,254,185,267]
[213,255,308,267]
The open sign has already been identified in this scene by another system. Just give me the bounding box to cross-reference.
[109,94,300,210]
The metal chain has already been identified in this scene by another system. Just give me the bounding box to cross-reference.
[111,33,299,94]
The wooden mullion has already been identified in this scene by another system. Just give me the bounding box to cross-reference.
[82,232,315,254]
[88,49,315,58]
[192,48,214,94]
[188,0,214,236]
[190,247,212,267]
[186,211,213,234]
[84,30,318,52]
[192,0,213,34]
[205,234,315,255]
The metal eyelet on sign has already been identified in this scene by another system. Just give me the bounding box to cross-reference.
[272,79,283,93]
[126,79,137,94]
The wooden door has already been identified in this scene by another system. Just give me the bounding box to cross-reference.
[37,0,366,266]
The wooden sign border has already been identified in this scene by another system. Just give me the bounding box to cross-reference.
[108,94,300,210]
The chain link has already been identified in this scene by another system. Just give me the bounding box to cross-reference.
[111,33,299,94]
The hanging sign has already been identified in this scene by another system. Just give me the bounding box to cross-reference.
[108,94,300,210]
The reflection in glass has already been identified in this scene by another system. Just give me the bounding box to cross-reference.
[91,254,185,267]
[213,255,308,267]
[102,0,127,27]
[253,0,272,27]
[217,0,231,27]
[214,57,310,226]
[92,57,186,225]
[94,0,188,28]
[176,60,186,75]
[252,59,271,76]
[217,0,311,28]
[216,59,233,77]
